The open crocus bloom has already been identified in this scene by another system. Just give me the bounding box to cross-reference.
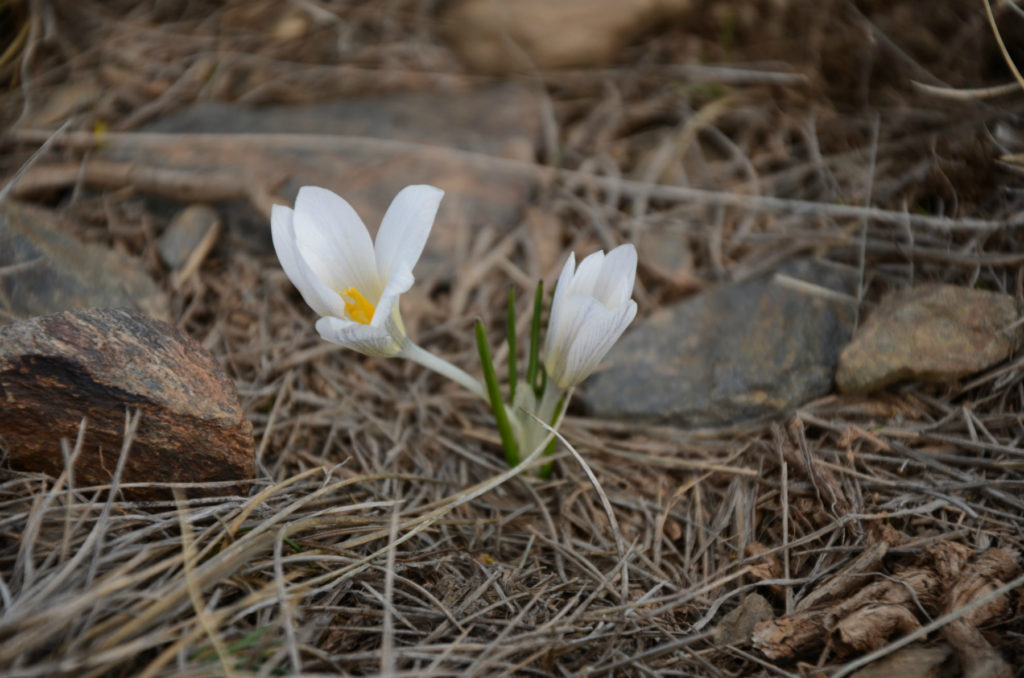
[271,184,443,357]
[543,244,638,389]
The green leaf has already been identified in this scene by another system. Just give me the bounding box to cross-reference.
[506,285,517,402]
[527,279,544,397]
[475,318,520,467]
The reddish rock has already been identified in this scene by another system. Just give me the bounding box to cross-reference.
[0,309,254,499]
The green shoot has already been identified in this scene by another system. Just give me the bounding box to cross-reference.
[506,285,517,402]
[527,279,544,397]
[475,318,520,467]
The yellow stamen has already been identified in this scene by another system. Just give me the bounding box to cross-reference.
[341,287,376,325]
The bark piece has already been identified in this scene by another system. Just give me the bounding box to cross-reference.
[750,543,1019,665]
[796,540,890,613]
[751,609,828,660]
[836,603,920,652]
[752,564,940,660]
[943,621,1010,678]
[0,309,254,499]
[848,644,956,678]
[945,548,1018,626]
[940,548,1019,678]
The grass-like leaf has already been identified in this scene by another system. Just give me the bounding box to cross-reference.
[475,318,520,467]
[506,285,517,402]
[527,279,544,396]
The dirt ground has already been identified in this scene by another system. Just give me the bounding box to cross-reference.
[3,1,1024,676]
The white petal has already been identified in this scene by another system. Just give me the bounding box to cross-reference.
[369,283,402,329]
[271,204,345,317]
[292,186,380,298]
[379,263,416,302]
[593,244,637,308]
[560,299,637,387]
[544,252,576,359]
[570,250,606,296]
[315,316,401,357]
[374,185,443,282]
[543,294,592,386]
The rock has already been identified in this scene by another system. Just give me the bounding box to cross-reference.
[157,204,220,270]
[713,593,773,646]
[0,309,254,500]
[836,285,1022,394]
[637,222,702,293]
[442,0,690,73]
[582,259,857,427]
[157,204,221,289]
[0,201,169,321]
[135,84,539,288]
[848,645,956,678]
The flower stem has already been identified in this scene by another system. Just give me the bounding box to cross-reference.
[400,340,488,402]
[538,388,571,479]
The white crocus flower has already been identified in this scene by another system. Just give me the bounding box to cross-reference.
[271,184,442,358]
[543,244,638,389]
[272,184,487,400]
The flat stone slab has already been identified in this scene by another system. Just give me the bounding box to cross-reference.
[135,84,539,284]
[837,284,1022,393]
[583,259,858,427]
[0,201,169,321]
[0,308,254,499]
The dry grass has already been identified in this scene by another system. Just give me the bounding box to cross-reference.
[3,0,1024,675]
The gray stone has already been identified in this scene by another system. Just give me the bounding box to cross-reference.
[157,204,220,270]
[837,285,1022,394]
[582,259,858,427]
[0,201,169,321]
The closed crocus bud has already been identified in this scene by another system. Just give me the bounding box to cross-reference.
[542,244,638,389]
[271,184,443,357]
